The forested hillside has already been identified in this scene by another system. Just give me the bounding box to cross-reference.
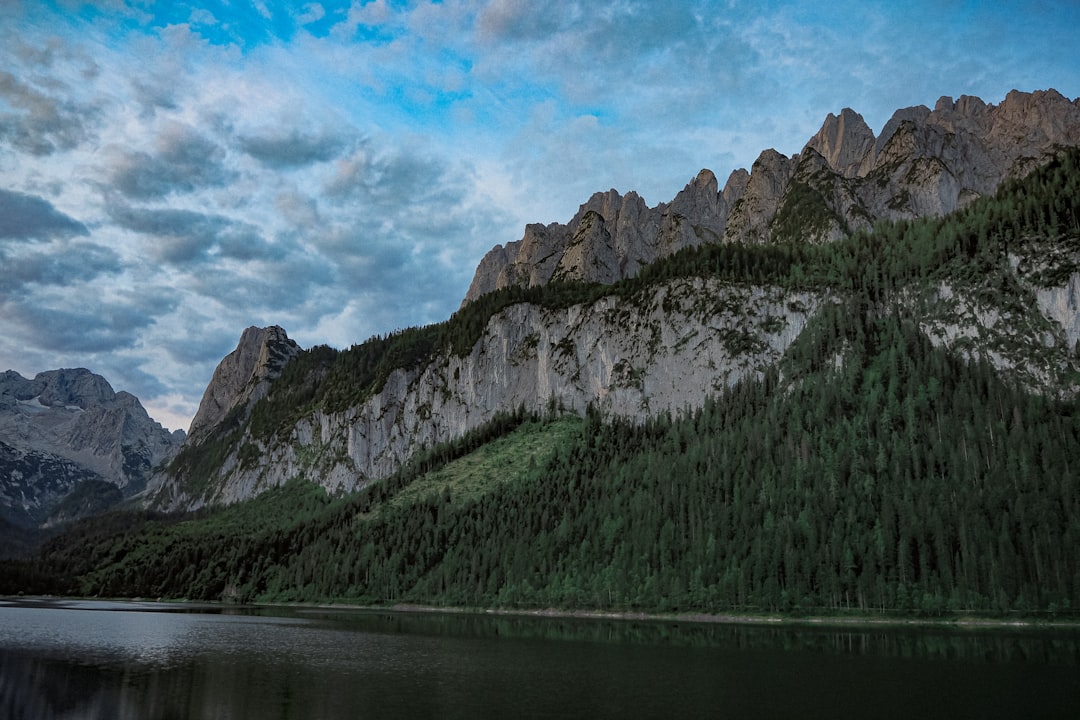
[3,149,1079,616]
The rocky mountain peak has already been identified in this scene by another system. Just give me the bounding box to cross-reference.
[875,105,931,157]
[35,368,117,409]
[669,168,724,228]
[723,148,794,243]
[992,88,1080,146]
[721,167,751,206]
[1,367,184,528]
[804,107,876,177]
[187,325,301,441]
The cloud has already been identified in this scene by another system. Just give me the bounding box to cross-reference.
[0,69,98,156]
[474,0,573,43]
[2,288,176,355]
[332,0,396,40]
[103,122,234,199]
[238,127,350,168]
[0,189,88,241]
[0,241,121,295]
[323,144,463,213]
[107,203,281,265]
[1,0,1078,435]
[297,3,326,26]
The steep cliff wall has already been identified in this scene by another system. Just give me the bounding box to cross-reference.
[150,279,821,509]
[147,91,1080,513]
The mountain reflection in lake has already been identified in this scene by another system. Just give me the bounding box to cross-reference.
[1,599,1078,719]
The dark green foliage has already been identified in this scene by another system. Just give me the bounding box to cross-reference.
[770,179,850,243]
[167,404,248,496]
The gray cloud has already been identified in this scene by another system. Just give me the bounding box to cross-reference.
[108,203,279,265]
[105,123,233,199]
[0,188,88,241]
[0,242,122,295]
[184,246,330,313]
[2,289,177,354]
[130,77,181,116]
[2,0,1076,433]
[475,0,573,42]
[0,70,98,156]
[162,323,250,365]
[239,127,350,168]
[323,146,464,212]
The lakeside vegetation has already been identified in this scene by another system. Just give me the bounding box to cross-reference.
[3,149,1080,617]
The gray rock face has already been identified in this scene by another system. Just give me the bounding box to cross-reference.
[723,149,795,243]
[464,89,1080,303]
[464,178,733,305]
[187,325,301,442]
[149,280,822,510]
[143,325,302,509]
[0,368,184,527]
[804,107,877,178]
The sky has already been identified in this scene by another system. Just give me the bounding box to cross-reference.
[1,0,1078,433]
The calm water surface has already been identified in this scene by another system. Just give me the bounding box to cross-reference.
[1,598,1078,719]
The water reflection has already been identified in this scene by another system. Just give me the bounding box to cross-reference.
[1,599,1078,719]
[293,606,1080,665]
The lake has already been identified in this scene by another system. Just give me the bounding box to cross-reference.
[1,598,1078,719]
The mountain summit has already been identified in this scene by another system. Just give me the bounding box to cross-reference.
[187,325,301,443]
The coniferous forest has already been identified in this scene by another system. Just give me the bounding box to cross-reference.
[4,149,1080,617]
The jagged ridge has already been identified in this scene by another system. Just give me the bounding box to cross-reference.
[464,89,1080,303]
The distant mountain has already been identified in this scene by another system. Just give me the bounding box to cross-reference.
[463,89,1080,303]
[0,368,184,532]
[145,89,1080,514]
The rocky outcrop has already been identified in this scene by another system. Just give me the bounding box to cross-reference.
[804,107,877,178]
[0,368,184,527]
[187,325,301,442]
[464,89,1080,303]
[723,149,795,243]
[464,171,733,304]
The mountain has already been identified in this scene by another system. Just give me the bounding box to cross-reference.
[463,89,1080,303]
[11,90,1080,614]
[145,326,300,509]
[145,89,1080,515]
[0,368,184,532]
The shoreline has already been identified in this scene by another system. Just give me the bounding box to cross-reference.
[309,601,1080,631]
[7,595,1080,630]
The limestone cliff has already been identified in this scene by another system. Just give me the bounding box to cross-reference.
[146,89,1080,513]
[186,325,301,443]
[149,280,821,509]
